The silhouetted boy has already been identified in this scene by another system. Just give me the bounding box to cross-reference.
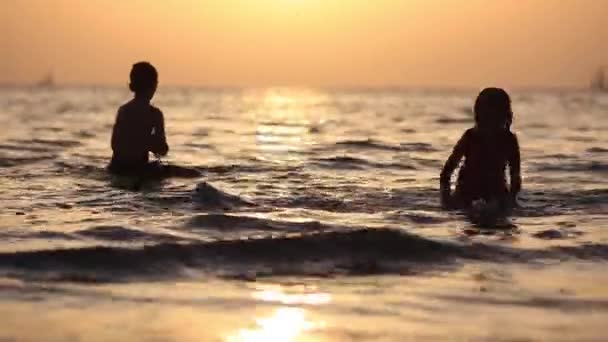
[440,88,522,210]
[108,62,170,177]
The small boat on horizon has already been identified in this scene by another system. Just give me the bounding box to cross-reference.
[35,72,55,88]
[591,66,607,92]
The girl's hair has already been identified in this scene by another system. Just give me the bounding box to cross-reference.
[474,87,513,130]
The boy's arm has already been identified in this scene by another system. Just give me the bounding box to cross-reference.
[508,133,522,199]
[111,109,124,153]
[150,109,169,157]
[440,132,467,207]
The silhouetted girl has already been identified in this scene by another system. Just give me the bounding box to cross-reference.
[440,88,521,210]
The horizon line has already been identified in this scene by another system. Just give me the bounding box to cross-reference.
[0,81,596,92]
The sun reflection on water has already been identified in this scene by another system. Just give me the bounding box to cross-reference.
[227,307,324,342]
[252,289,331,306]
[251,89,328,164]
[227,284,330,342]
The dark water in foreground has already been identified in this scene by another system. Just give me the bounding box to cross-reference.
[0,87,606,341]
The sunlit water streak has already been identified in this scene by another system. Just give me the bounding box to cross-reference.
[0,86,606,340]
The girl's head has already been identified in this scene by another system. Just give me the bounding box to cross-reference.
[474,88,513,131]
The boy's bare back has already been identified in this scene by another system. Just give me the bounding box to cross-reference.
[111,99,168,165]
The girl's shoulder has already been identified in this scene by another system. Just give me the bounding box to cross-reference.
[456,128,478,151]
[506,130,518,142]
[463,127,479,140]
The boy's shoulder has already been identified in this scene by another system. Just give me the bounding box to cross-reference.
[150,104,163,115]
[117,100,162,115]
[118,99,138,114]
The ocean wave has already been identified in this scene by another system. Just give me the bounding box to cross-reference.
[0,138,83,168]
[399,142,438,152]
[0,230,77,241]
[0,229,462,281]
[9,138,81,149]
[435,116,470,124]
[0,144,53,153]
[199,164,279,175]
[333,139,437,153]
[258,121,311,128]
[194,181,254,208]
[533,161,608,173]
[186,214,325,233]
[313,156,416,171]
[73,130,96,138]
[0,155,57,167]
[264,186,440,214]
[76,226,181,242]
[532,228,584,240]
[313,156,368,170]
[517,189,608,216]
[52,161,110,181]
[587,147,608,153]
[268,193,346,211]
[525,123,550,129]
[183,143,216,150]
[567,136,597,143]
[433,294,608,312]
[1,228,608,282]
[540,153,579,160]
[335,139,404,151]
[192,128,210,137]
[385,211,448,225]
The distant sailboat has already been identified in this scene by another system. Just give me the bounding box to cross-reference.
[35,72,55,88]
[591,67,607,92]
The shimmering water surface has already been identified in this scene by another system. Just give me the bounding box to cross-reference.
[0,87,607,341]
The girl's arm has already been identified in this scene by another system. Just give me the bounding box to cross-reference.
[508,133,522,200]
[440,131,468,207]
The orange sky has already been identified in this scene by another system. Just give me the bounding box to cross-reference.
[2,0,607,87]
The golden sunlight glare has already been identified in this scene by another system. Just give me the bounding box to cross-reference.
[227,307,325,342]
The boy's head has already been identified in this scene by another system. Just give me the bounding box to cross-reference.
[474,87,512,131]
[129,62,158,100]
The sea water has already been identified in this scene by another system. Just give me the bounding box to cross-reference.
[0,86,606,341]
